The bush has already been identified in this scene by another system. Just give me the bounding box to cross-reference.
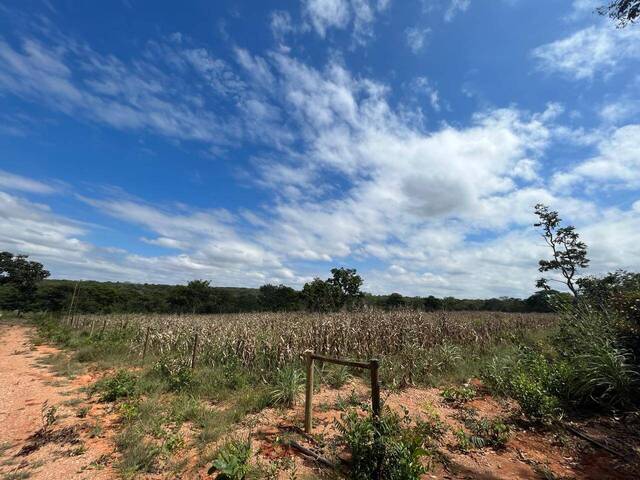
[441,385,477,406]
[153,357,195,392]
[464,416,510,449]
[94,370,138,402]
[335,407,429,480]
[481,349,560,421]
[208,437,252,480]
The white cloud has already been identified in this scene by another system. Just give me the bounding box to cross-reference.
[0,35,245,148]
[552,124,640,190]
[444,0,470,22]
[3,14,640,298]
[303,0,351,37]
[405,27,431,54]
[532,24,640,80]
[411,76,441,111]
[599,99,640,123]
[301,0,389,44]
[0,170,57,194]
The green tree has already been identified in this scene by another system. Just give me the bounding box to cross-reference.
[0,251,50,310]
[385,292,405,309]
[598,0,639,26]
[423,295,442,311]
[258,284,301,311]
[534,204,589,298]
[327,267,364,310]
[302,278,337,312]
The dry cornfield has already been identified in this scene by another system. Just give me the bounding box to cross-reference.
[73,310,557,383]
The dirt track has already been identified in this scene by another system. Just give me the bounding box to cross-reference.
[0,323,115,479]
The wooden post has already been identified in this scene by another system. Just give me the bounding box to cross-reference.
[190,333,199,369]
[370,359,380,419]
[304,350,314,433]
[142,327,150,360]
[370,359,381,480]
[66,282,78,326]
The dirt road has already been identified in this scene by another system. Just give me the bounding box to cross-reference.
[0,323,115,479]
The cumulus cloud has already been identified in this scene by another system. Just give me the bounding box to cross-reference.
[532,24,640,80]
[552,124,640,190]
[3,12,640,297]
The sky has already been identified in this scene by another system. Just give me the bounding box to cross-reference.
[0,0,639,298]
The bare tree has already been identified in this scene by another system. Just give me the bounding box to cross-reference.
[534,204,589,298]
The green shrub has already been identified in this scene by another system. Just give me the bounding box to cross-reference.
[335,408,429,480]
[269,367,304,408]
[464,416,510,449]
[481,349,560,421]
[93,370,138,402]
[153,357,195,392]
[441,385,477,405]
[208,437,252,480]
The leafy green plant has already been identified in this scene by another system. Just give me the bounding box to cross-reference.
[441,385,477,406]
[269,367,304,408]
[208,437,252,480]
[481,350,560,421]
[335,407,429,480]
[154,357,194,392]
[464,416,510,449]
[93,370,138,402]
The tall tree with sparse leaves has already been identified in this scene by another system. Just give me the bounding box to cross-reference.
[534,204,589,298]
[598,0,639,26]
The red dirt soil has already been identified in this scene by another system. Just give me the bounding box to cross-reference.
[0,324,116,479]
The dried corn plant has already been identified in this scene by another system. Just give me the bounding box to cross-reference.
[74,309,557,382]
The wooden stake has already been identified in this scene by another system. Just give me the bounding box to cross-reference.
[190,333,199,369]
[304,350,314,433]
[370,359,380,419]
[370,359,381,480]
[66,282,78,325]
[142,326,151,360]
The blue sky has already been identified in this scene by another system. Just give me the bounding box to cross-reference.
[0,0,639,297]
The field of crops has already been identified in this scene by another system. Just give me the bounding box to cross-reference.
[72,310,557,385]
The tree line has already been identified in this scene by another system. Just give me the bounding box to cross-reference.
[0,254,559,315]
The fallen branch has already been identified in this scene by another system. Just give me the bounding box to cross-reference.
[286,439,337,470]
[564,424,628,460]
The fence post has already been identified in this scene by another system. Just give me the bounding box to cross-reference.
[370,359,380,418]
[190,333,199,369]
[370,359,381,480]
[304,350,314,433]
[142,327,151,360]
